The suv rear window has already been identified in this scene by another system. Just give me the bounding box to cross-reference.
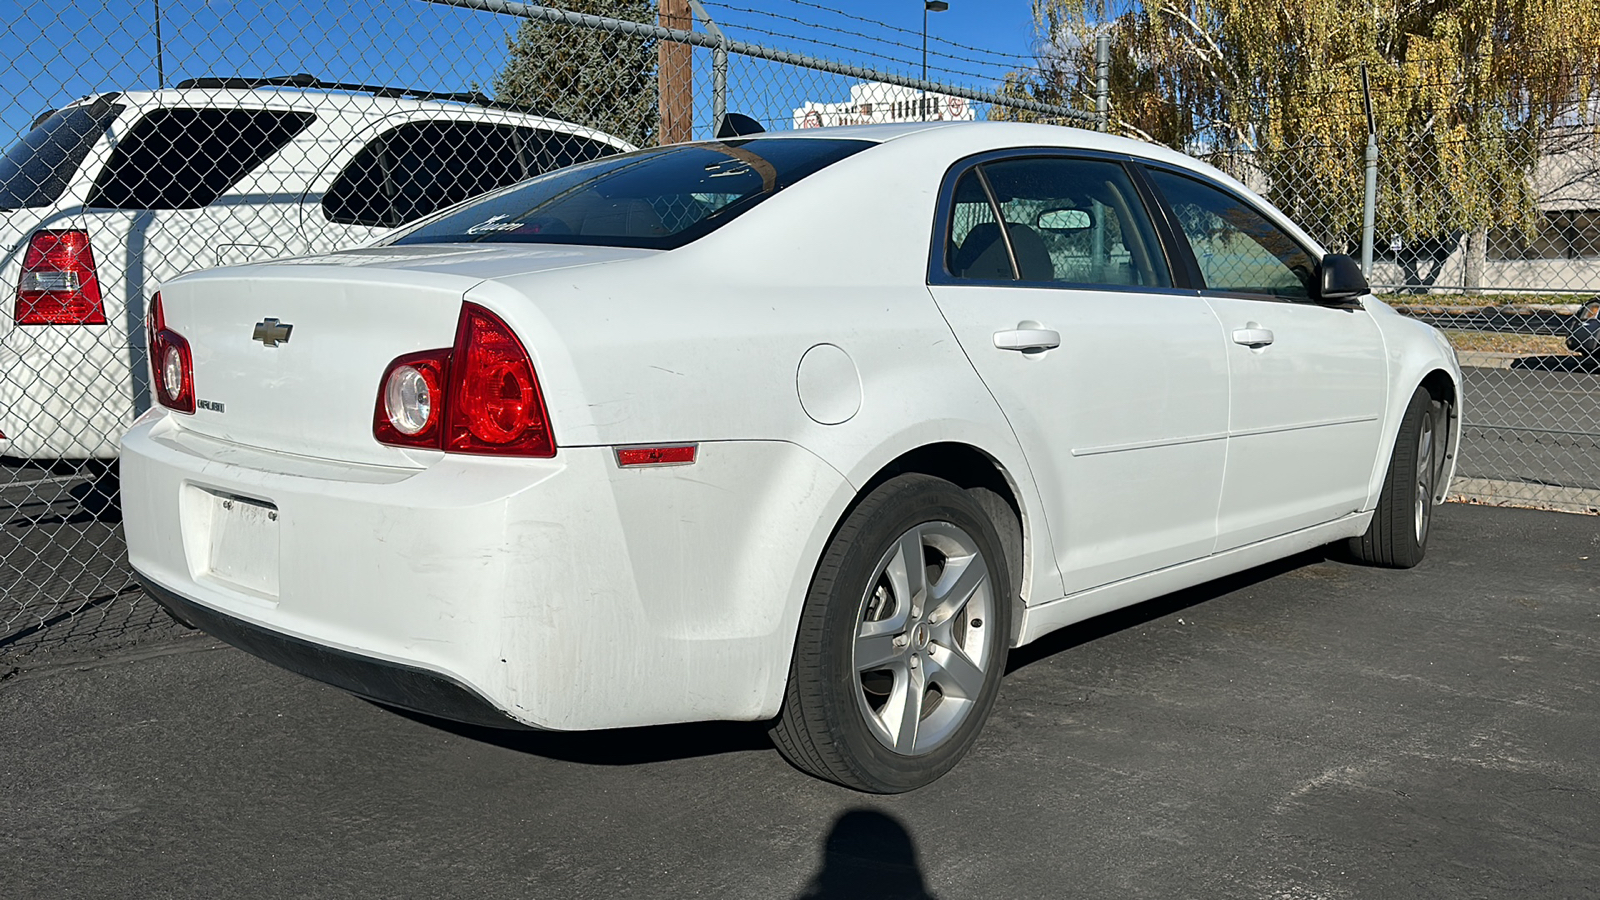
[86,107,315,210]
[0,96,124,210]
[388,138,874,251]
[322,121,619,229]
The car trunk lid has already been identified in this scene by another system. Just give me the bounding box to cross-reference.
[155,244,655,466]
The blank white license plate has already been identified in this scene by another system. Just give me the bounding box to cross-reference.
[203,492,280,597]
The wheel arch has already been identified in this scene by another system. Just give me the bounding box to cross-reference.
[1365,316,1464,512]
[846,441,1037,647]
[1417,367,1462,505]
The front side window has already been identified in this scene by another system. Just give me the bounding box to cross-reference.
[1148,168,1315,300]
[388,138,873,251]
[0,96,124,210]
[86,107,315,209]
[944,156,1172,288]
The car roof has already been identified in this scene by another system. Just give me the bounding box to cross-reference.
[58,87,572,123]
[722,120,1230,183]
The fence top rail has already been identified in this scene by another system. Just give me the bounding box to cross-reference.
[419,0,1096,125]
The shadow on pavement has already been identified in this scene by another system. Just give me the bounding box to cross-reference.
[2,459,121,527]
[1507,355,1600,373]
[794,808,937,900]
[388,549,1339,762]
[1005,548,1331,674]
[386,707,774,764]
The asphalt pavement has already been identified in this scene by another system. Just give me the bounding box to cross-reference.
[2,502,1596,900]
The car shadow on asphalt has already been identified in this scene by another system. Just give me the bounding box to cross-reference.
[389,549,1336,765]
[385,705,775,764]
[1003,548,1331,674]
[1,458,121,527]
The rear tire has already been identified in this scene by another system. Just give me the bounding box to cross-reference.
[1348,386,1441,568]
[770,474,1012,793]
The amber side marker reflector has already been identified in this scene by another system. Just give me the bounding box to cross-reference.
[615,445,697,467]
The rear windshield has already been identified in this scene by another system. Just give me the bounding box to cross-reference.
[388,138,874,251]
[0,96,124,211]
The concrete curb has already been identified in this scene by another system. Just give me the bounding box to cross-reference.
[1450,477,1600,515]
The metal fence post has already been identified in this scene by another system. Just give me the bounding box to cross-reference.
[687,0,727,137]
[1094,33,1109,132]
[1360,65,1378,277]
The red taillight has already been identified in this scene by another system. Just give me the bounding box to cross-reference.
[373,351,448,448]
[146,292,195,414]
[15,229,106,325]
[373,302,555,457]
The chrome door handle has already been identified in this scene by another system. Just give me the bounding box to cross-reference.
[993,327,1061,352]
[1232,327,1275,347]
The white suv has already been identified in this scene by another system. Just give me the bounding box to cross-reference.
[0,76,633,459]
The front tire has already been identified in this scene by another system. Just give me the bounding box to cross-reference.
[771,474,1012,793]
[1348,386,1442,568]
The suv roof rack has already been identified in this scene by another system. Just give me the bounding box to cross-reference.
[173,73,492,107]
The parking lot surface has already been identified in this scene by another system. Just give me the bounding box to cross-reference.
[1,502,1596,900]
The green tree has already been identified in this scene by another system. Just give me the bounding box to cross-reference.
[1002,0,1600,288]
[494,0,659,147]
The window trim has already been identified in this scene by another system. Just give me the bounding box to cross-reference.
[1134,161,1335,306]
[926,147,1195,295]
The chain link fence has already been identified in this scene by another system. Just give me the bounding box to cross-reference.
[3,2,1595,670]
[0,0,1091,670]
[1174,52,1600,515]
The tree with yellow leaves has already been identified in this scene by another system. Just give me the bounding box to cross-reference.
[1001,0,1600,289]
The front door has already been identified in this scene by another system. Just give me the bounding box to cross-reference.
[928,153,1231,595]
[1144,168,1388,550]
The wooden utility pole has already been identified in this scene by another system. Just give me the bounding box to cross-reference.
[658,0,693,144]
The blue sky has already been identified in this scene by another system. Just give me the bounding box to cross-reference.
[1,0,1045,143]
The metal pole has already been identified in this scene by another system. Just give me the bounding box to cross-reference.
[1362,134,1378,277]
[687,0,727,137]
[154,0,165,89]
[1360,65,1378,277]
[1094,32,1109,132]
[921,5,928,121]
[420,0,1095,123]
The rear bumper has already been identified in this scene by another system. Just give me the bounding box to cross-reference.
[137,573,531,730]
[120,410,850,730]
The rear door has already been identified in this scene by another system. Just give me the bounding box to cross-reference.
[928,152,1231,595]
[1141,166,1388,550]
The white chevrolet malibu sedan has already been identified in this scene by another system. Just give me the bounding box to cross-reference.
[121,121,1462,792]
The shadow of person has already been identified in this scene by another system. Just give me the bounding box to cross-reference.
[795,808,937,900]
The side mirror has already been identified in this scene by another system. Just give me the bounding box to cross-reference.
[1318,253,1369,305]
[1037,208,1092,233]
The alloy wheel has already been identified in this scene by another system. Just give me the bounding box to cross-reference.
[852,521,996,756]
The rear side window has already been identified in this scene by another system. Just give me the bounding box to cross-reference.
[86,108,315,210]
[322,122,619,229]
[0,97,124,210]
[389,138,874,251]
[945,156,1172,288]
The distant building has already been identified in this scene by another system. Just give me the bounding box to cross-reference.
[792,82,977,129]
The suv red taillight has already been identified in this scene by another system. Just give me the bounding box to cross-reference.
[15,229,107,325]
[146,292,195,414]
[373,303,554,457]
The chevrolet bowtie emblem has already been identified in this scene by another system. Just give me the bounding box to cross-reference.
[252,318,293,347]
